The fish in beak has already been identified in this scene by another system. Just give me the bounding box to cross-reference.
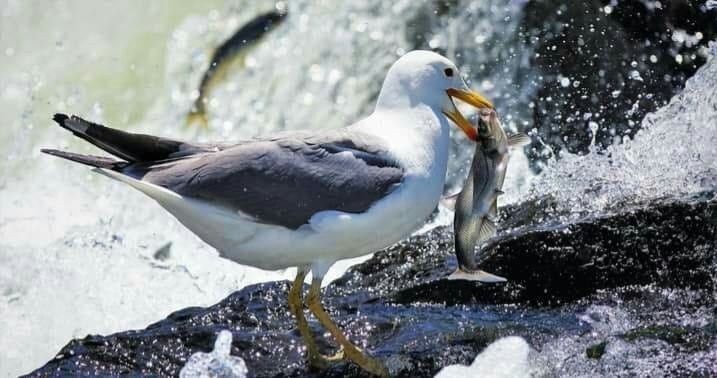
[441,108,530,284]
[443,87,494,141]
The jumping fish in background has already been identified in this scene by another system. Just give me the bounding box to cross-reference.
[442,109,530,283]
[187,8,287,126]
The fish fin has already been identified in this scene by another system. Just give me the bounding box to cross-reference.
[507,133,530,147]
[478,218,497,240]
[440,192,460,211]
[447,268,507,283]
[490,198,498,217]
[495,189,505,196]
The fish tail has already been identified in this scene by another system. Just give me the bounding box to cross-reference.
[447,268,507,283]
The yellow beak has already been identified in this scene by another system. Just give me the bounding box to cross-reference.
[443,88,494,141]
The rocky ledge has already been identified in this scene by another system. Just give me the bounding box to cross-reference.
[27,195,716,377]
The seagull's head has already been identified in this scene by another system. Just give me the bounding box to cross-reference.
[376,50,493,141]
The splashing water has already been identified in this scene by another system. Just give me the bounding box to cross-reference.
[527,42,717,221]
[180,330,248,378]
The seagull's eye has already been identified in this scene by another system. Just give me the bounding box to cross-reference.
[444,68,454,77]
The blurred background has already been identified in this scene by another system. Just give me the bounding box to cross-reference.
[1,0,715,376]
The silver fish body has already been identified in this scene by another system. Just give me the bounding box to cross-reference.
[447,111,529,283]
[454,114,507,268]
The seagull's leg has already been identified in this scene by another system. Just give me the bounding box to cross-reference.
[306,277,388,377]
[288,267,342,369]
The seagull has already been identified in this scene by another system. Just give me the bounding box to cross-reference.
[41,50,493,376]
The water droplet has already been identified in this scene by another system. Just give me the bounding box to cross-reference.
[309,64,324,82]
[302,92,314,105]
[628,70,643,82]
[428,36,442,49]
[560,77,571,87]
[588,121,599,134]
[275,1,287,13]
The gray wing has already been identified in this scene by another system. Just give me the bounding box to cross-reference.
[122,130,404,230]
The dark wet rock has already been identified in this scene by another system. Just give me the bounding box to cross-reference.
[621,323,717,352]
[334,195,716,307]
[520,0,717,163]
[26,197,716,377]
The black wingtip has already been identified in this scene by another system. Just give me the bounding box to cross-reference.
[41,148,69,157]
[53,113,69,125]
[39,148,124,169]
[40,148,65,158]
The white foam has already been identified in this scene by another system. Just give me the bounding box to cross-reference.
[434,336,532,378]
[180,330,248,378]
